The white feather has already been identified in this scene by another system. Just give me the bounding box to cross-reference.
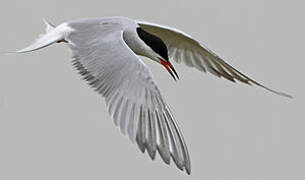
[17,23,73,53]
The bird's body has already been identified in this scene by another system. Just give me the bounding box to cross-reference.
[69,17,151,58]
[17,16,291,175]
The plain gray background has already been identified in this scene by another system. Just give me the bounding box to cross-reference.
[0,0,304,179]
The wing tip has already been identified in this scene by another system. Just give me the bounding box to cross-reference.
[185,167,191,175]
[271,90,293,99]
[247,80,293,99]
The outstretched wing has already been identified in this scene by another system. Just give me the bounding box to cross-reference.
[137,21,292,98]
[66,22,191,174]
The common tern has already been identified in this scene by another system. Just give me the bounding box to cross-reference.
[16,16,292,175]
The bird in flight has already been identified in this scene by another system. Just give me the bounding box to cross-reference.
[16,16,292,175]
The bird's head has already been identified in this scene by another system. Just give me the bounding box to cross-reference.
[136,27,179,80]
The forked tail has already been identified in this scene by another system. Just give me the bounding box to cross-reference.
[17,19,71,53]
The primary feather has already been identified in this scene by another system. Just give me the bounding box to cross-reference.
[66,18,191,174]
[16,16,292,176]
[137,21,292,98]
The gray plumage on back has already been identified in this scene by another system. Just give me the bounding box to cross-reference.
[66,17,191,174]
[16,16,292,176]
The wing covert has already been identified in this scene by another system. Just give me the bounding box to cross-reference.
[66,22,191,174]
[137,21,292,98]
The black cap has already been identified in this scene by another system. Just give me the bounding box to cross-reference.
[136,27,169,61]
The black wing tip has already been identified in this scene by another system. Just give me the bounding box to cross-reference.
[186,168,191,175]
[176,163,191,175]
